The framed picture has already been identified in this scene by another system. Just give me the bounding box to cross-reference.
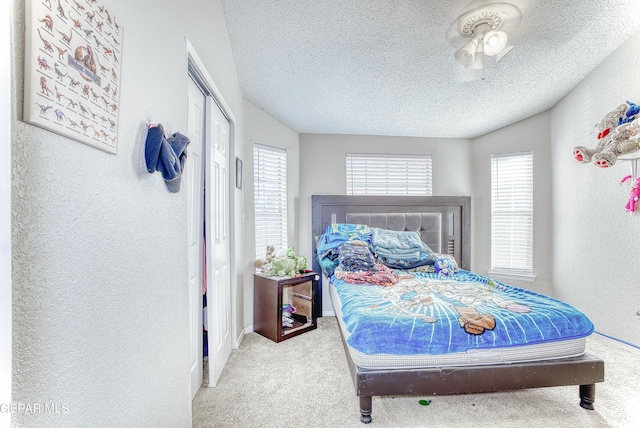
[236,157,243,189]
[23,0,124,154]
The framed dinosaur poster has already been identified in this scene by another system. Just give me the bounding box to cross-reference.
[24,0,123,154]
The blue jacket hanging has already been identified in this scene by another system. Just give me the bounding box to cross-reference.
[144,123,190,193]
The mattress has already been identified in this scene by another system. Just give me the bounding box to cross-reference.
[329,270,592,370]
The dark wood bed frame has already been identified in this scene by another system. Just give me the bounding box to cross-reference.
[311,195,604,424]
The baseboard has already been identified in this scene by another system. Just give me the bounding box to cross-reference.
[322,311,336,317]
[234,329,246,349]
[594,331,640,350]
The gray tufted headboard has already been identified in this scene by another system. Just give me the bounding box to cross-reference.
[311,195,471,315]
[344,212,444,255]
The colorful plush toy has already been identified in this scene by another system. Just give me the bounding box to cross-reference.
[434,256,457,277]
[618,100,640,125]
[254,246,307,277]
[621,174,640,213]
[573,101,640,168]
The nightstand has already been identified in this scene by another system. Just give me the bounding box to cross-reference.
[253,271,319,342]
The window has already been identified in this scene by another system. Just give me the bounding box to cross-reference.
[346,154,433,196]
[490,151,534,276]
[254,144,287,260]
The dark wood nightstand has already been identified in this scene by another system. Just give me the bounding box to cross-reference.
[253,271,319,342]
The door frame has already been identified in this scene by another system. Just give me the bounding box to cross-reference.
[185,38,240,348]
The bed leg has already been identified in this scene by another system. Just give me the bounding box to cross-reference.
[359,396,372,424]
[579,384,595,410]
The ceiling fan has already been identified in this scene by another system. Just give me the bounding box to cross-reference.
[453,1,523,70]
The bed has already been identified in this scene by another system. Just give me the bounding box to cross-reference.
[311,195,604,424]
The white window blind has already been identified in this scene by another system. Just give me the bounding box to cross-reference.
[346,154,433,196]
[254,144,287,260]
[491,151,533,276]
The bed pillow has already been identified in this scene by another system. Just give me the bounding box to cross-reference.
[377,245,437,269]
[371,228,425,261]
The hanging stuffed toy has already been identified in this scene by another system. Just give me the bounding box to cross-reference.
[573,101,640,168]
[620,174,640,213]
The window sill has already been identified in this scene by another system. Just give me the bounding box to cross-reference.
[487,271,536,283]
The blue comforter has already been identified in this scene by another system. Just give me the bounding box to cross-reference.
[333,270,594,355]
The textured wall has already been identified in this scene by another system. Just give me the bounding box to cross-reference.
[242,100,299,330]
[551,29,640,345]
[1,3,12,427]
[472,112,553,296]
[11,0,244,426]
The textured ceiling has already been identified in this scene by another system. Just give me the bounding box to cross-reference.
[221,0,640,139]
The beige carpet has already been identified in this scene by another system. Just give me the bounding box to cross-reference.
[193,317,640,428]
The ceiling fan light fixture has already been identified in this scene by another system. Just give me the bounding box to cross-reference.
[452,1,522,71]
[455,37,480,65]
[483,30,508,56]
[466,50,484,70]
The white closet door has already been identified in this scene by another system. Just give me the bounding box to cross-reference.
[205,96,232,387]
